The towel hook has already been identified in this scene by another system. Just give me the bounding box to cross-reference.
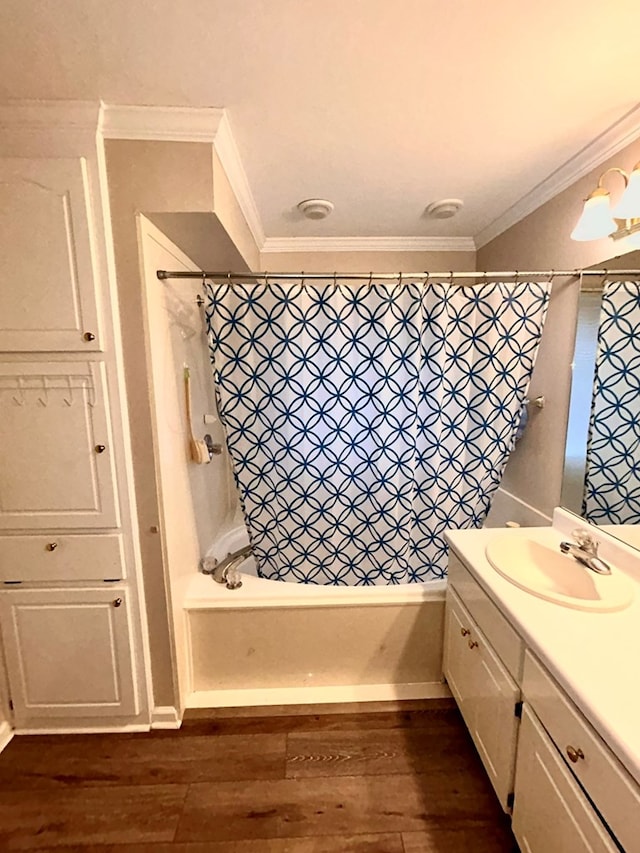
[449,271,454,285]
[368,271,373,288]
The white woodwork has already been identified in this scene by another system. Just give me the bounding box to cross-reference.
[0,158,103,352]
[0,362,119,530]
[523,652,640,853]
[512,706,617,853]
[0,533,125,583]
[443,587,520,811]
[0,587,138,726]
[448,554,524,680]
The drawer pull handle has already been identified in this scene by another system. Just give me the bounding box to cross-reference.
[113,598,123,608]
[83,331,96,342]
[468,639,479,649]
[566,745,584,763]
[460,627,470,637]
[95,444,106,454]
[46,542,58,552]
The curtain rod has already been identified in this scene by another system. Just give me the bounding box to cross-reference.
[156,269,640,282]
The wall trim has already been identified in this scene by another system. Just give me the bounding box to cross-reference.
[262,236,477,253]
[186,681,451,709]
[99,102,225,143]
[0,721,13,755]
[13,723,151,736]
[213,112,266,249]
[151,705,182,730]
[475,103,640,249]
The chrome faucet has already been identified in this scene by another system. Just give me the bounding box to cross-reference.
[559,529,611,575]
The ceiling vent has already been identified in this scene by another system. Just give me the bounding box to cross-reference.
[425,198,464,219]
[297,198,335,220]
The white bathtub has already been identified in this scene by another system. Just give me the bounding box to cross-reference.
[183,525,449,708]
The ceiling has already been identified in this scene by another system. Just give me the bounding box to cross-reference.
[2,0,640,245]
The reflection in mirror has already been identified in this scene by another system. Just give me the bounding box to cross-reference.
[561,252,640,529]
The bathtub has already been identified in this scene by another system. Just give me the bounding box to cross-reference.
[183,525,450,708]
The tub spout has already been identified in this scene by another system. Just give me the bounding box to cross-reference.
[205,545,252,589]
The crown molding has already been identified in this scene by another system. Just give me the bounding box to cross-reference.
[475,102,640,249]
[213,112,265,248]
[262,236,476,253]
[99,103,225,142]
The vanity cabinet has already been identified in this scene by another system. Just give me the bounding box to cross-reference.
[0,587,138,727]
[444,546,640,853]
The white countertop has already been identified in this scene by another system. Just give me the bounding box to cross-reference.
[446,516,640,786]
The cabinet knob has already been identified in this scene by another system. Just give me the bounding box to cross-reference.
[95,444,106,454]
[83,331,96,342]
[460,627,470,637]
[113,597,123,608]
[468,639,478,649]
[566,745,584,763]
[46,542,58,552]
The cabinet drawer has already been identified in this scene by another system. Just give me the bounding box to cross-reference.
[523,652,640,853]
[448,553,524,680]
[0,534,126,582]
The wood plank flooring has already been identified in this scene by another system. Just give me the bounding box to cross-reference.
[0,700,518,851]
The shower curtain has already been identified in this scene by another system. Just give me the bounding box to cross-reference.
[583,280,640,524]
[206,279,549,585]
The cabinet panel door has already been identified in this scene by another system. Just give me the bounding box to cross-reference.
[0,587,138,725]
[444,587,519,811]
[471,623,520,809]
[443,588,476,724]
[512,707,616,853]
[0,157,102,352]
[0,362,119,529]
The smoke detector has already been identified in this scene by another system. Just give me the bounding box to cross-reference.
[297,198,335,220]
[425,198,464,219]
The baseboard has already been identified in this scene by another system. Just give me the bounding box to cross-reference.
[14,723,151,735]
[151,705,182,729]
[0,721,13,754]
[186,681,451,709]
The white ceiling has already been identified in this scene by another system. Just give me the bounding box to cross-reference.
[2,0,640,243]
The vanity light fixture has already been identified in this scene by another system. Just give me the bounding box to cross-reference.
[571,162,640,246]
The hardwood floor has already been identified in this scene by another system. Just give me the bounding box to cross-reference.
[0,700,518,851]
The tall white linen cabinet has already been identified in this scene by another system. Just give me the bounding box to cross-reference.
[0,102,152,733]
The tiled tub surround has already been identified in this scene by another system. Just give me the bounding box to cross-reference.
[445,508,640,851]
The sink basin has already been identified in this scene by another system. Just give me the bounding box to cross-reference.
[485,535,634,612]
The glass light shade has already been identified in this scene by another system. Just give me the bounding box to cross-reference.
[570,192,617,241]
[611,167,640,220]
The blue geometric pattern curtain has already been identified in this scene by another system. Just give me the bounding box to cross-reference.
[583,280,640,524]
[206,280,549,585]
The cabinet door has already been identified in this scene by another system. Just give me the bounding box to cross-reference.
[0,587,138,726]
[443,588,520,810]
[0,158,103,352]
[512,707,617,853]
[443,588,476,722]
[0,362,119,529]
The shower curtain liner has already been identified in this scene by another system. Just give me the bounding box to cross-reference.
[583,280,640,524]
[205,278,550,585]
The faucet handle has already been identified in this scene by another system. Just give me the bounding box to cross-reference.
[571,528,598,552]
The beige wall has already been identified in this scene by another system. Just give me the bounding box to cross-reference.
[261,250,476,274]
[104,140,259,709]
[478,137,640,518]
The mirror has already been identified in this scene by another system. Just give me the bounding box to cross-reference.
[561,251,640,544]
